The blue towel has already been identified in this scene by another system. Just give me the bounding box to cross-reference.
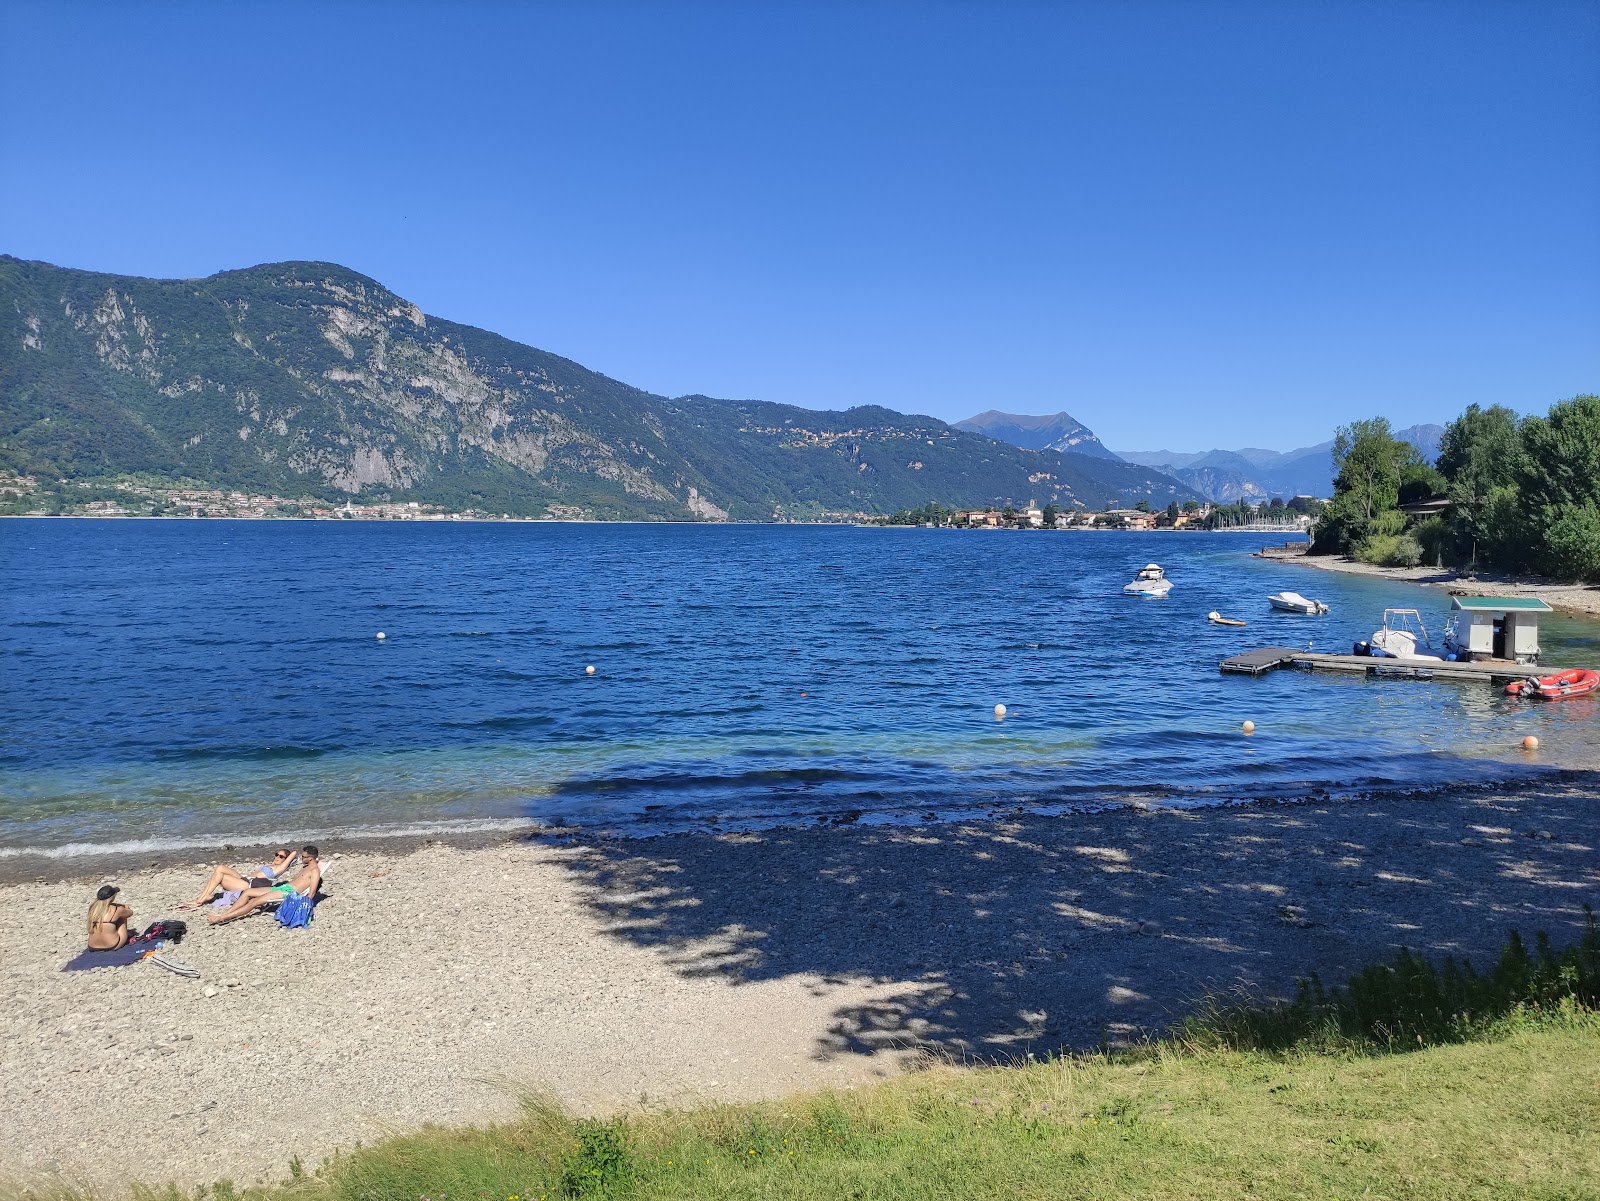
[62,944,149,972]
[276,891,314,929]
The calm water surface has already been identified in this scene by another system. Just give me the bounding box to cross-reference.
[3,521,1598,855]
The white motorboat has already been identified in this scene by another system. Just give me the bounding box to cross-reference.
[1267,590,1329,615]
[1123,563,1172,597]
[1363,608,1442,661]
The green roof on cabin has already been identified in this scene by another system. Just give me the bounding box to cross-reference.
[1449,596,1553,612]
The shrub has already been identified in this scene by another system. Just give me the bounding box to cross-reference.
[1354,533,1423,568]
[560,1119,634,1197]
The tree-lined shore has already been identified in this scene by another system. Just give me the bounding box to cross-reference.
[1315,395,1600,582]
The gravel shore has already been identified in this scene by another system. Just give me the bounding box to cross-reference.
[1273,553,1600,616]
[4,780,1599,1193]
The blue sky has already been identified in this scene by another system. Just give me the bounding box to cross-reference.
[2,1,1596,452]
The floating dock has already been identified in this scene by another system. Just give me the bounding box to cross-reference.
[1220,646,1550,684]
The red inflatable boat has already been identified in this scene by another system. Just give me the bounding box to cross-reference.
[1505,668,1600,700]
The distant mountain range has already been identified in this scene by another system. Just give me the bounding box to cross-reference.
[956,408,1445,503]
[1117,426,1445,502]
[0,256,1196,519]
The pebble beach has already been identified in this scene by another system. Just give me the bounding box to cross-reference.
[4,780,1598,1193]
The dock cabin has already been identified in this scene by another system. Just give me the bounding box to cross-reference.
[1448,596,1552,664]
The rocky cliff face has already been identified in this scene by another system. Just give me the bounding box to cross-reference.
[1,257,1192,517]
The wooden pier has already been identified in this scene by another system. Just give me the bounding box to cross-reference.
[1220,646,1548,684]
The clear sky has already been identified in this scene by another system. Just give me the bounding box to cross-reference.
[2,1,1596,452]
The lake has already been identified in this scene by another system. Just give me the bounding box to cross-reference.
[3,520,1597,856]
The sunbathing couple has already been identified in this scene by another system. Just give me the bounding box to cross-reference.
[176,844,322,925]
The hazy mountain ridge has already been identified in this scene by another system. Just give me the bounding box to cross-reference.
[0,256,1194,518]
[1115,424,1445,502]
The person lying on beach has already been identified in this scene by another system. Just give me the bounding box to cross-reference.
[207,846,322,927]
[86,884,135,951]
[176,848,295,911]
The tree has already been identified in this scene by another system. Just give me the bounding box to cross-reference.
[1314,418,1414,553]
[1438,404,1526,568]
[1042,503,1060,527]
[1134,499,1152,513]
[1517,395,1600,578]
[1165,500,1181,520]
[1182,499,1201,514]
[1332,418,1413,522]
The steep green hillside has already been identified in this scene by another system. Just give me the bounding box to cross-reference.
[0,256,1192,518]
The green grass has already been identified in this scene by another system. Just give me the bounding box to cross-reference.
[20,928,1600,1201]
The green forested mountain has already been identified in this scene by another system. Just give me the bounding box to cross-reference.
[0,256,1192,519]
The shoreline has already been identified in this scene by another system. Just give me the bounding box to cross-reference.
[5,778,1600,1190]
[1270,551,1600,617]
[3,764,1592,888]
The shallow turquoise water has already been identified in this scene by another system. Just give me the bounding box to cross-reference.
[2,521,1596,854]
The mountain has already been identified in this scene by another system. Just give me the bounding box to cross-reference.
[0,257,1195,519]
[1115,424,1446,503]
[952,410,1121,460]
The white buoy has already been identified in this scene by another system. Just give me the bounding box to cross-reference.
[994,703,1007,718]
[585,665,596,676]
[1241,720,1255,735]
[376,632,386,641]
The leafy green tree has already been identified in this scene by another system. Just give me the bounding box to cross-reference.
[1541,504,1600,582]
[1134,499,1152,513]
[1042,503,1060,527]
[1182,499,1200,514]
[1314,418,1415,553]
[1438,404,1526,568]
[1517,394,1600,519]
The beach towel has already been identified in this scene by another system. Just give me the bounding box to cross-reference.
[212,888,242,910]
[61,944,150,972]
[276,890,314,929]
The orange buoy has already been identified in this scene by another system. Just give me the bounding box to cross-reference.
[1523,735,1540,751]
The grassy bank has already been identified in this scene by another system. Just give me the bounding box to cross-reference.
[24,927,1600,1201]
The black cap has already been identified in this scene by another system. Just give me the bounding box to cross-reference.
[96,884,119,900]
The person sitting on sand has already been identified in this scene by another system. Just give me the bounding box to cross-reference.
[176,848,296,911]
[86,884,135,951]
[207,846,322,926]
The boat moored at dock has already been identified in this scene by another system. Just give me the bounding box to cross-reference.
[1506,669,1600,700]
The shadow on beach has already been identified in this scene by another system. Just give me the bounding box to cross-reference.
[539,774,1600,1064]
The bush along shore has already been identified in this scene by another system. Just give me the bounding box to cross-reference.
[22,917,1600,1201]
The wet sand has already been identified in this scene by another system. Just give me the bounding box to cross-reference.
[4,778,1599,1193]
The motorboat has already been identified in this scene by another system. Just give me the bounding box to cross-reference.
[1123,563,1172,597]
[1506,668,1600,700]
[1361,608,1442,661]
[1267,591,1329,615]
[1208,611,1247,627]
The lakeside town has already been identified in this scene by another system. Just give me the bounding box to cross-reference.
[0,472,1321,530]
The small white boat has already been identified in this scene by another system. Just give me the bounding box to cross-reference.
[1268,591,1329,615]
[1364,608,1442,661]
[1123,563,1172,597]
[1208,611,1247,627]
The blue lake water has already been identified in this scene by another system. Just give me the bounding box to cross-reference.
[3,521,1598,856]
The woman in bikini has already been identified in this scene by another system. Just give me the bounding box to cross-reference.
[176,848,295,911]
[86,884,135,951]
[208,846,322,926]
